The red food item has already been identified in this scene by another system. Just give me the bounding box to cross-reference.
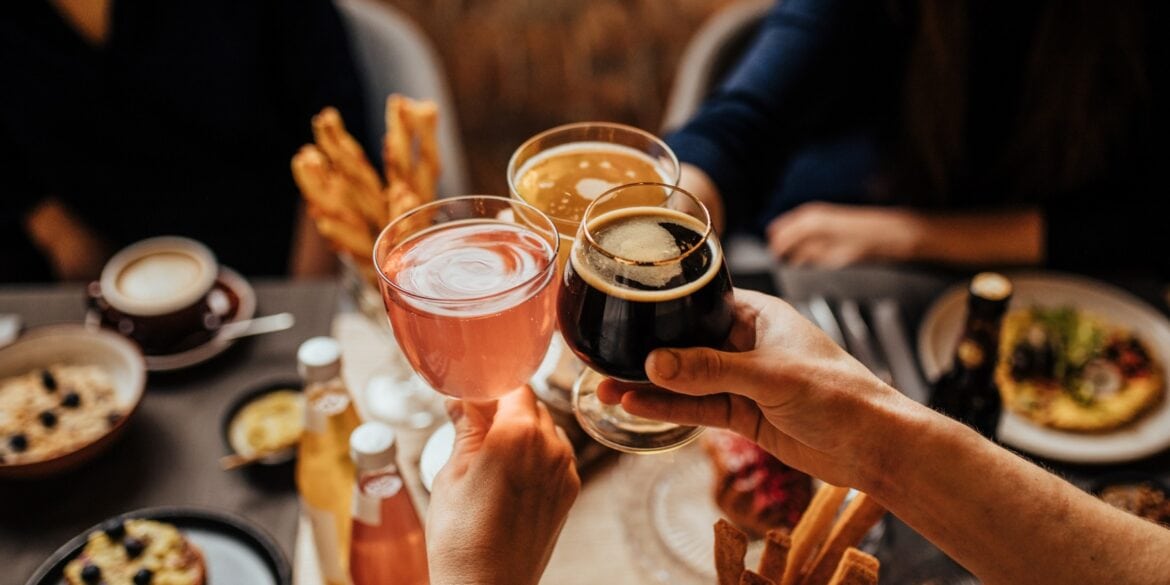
[703,430,813,538]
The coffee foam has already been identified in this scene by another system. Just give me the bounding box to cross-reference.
[116,252,204,301]
[100,236,218,316]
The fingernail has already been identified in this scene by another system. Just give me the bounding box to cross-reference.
[652,349,681,380]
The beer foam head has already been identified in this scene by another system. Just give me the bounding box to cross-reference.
[575,208,721,300]
[589,215,684,289]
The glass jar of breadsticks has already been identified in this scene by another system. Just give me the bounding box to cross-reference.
[291,94,445,430]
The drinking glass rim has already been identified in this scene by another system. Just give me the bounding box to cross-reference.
[505,121,682,206]
[580,182,714,268]
[372,195,560,304]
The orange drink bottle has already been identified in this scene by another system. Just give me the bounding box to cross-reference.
[296,337,362,585]
[348,422,429,585]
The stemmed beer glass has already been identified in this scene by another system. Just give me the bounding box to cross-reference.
[373,196,560,401]
[558,182,735,452]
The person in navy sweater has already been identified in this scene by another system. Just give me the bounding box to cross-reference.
[668,0,1166,274]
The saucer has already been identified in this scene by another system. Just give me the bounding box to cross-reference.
[88,267,256,372]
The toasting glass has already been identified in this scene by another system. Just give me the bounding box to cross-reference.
[374,196,559,401]
[558,182,734,452]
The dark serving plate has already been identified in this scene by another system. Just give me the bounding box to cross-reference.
[25,506,291,585]
[220,380,304,467]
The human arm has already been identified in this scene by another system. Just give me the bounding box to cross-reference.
[22,198,111,282]
[765,203,1045,268]
[602,290,1170,584]
[289,203,339,279]
[426,388,580,585]
[666,0,897,233]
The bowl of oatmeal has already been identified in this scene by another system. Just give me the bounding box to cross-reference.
[0,324,146,479]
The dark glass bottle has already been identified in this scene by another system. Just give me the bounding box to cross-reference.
[929,272,1013,439]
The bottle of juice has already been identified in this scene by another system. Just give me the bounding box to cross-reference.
[349,421,429,585]
[296,337,362,585]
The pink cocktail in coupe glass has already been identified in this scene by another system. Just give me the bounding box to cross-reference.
[373,196,559,401]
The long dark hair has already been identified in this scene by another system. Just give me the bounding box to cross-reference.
[892,0,1151,207]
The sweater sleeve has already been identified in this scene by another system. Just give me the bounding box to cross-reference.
[666,0,895,229]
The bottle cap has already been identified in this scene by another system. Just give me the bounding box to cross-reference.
[349,421,398,470]
[970,272,1013,302]
[297,337,342,383]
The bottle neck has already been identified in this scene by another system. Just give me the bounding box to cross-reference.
[951,317,1003,382]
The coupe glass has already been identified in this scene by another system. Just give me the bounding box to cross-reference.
[374,196,559,401]
[558,182,734,452]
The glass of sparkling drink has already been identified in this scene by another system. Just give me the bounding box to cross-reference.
[374,196,559,401]
[508,122,681,272]
[558,182,734,453]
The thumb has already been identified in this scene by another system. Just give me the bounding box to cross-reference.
[645,347,769,401]
[447,399,494,457]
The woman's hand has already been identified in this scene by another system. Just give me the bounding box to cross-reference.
[766,202,926,267]
[600,289,911,490]
[766,202,1045,268]
[426,388,580,585]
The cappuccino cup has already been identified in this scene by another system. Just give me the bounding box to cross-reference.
[88,237,237,355]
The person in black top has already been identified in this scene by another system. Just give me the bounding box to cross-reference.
[667,0,1167,275]
[0,0,366,282]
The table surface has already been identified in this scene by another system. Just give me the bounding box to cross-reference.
[6,263,1170,585]
[1,279,337,584]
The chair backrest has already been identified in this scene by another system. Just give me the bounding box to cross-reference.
[335,0,470,197]
[660,0,772,134]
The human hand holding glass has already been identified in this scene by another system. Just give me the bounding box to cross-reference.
[557,182,734,452]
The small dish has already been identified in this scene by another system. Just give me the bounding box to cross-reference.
[419,421,455,492]
[220,380,305,467]
[25,506,291,585]
[0,325,146,479]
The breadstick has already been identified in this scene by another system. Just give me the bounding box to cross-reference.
[311,107,387,227]
[825,548,879,585]
[758,529,792,583]
[801,493,886,585]
[740,570,775,585]
[780,484,849,585]
[715,519,748,585]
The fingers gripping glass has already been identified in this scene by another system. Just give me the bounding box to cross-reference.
[557,183,735,453]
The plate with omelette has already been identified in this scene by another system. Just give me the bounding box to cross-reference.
[919,273,1170,463]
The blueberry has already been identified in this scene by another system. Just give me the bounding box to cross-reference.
[39,410,58,429]
[9,434,28,452]
[41,370,57,392]
[62,392,81,408]
[103,520,126,540]
[107,411,123,427]
[80,564,101,583]
[133,568,154,585]
[124,536,145,558]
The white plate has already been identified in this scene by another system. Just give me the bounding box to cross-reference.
[419,422,455,492]
[918,272,1170,463]
[137,267,256,372]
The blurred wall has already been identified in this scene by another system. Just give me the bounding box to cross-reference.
[378,0,736,195]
